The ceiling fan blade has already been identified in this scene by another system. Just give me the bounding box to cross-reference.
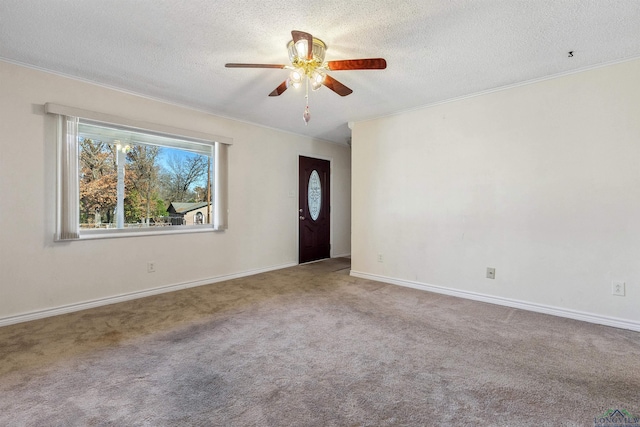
[291,30,314,60]
[323,75,353,96]
[268,80,289,97]
[225,63,286,69]
[327,58,387,71]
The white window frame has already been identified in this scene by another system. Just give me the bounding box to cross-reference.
[45,103,231,241]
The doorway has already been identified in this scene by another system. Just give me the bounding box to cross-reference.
[299,156,330,263]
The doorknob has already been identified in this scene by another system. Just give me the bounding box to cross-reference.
[299,209,303,213]
[299,216,305,220]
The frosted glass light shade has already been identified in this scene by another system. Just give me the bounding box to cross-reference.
[287,37,326,63]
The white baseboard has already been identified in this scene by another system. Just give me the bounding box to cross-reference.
[350,270,640,332]
[332,253,351,258]
[0,262,298,328]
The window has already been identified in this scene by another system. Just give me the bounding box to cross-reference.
[46,104,230,240]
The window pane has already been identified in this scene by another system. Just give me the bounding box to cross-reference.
[78,121,214,230]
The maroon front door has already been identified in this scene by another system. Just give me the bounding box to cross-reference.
[299,156,330,263]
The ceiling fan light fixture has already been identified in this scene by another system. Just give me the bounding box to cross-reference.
[312,70,325,84]
[311,69,325,91]
[295,40,308,60]
[289,79,302,89]
[289,68,304,88]
[290,69,303,82]
[287,37,326,65]
[311,39,326,63]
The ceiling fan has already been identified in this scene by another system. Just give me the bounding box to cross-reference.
[225,30,387,124]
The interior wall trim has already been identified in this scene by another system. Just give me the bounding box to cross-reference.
[0,262,298,328]
[350,271,640,332]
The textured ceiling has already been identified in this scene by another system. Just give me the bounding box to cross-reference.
[1,1,640,144]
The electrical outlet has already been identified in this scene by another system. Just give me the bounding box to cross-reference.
[612,281,625,296]
[147,262,156,273]
[486,267,496,279]
[377,254,383,263]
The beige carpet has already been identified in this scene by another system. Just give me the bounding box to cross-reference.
[1,258,639,426]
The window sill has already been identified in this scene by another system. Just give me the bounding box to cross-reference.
[57,226,224,242]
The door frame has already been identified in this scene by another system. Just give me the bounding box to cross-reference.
[297,153,333,264]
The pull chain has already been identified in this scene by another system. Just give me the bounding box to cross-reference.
[303,78,311,125]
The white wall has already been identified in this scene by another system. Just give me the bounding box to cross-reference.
[0,60,351,322]
[352,58,640,330]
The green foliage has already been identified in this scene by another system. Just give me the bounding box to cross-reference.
[124,189,143,223]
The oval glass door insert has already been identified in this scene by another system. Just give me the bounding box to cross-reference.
[308,170,321,221]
